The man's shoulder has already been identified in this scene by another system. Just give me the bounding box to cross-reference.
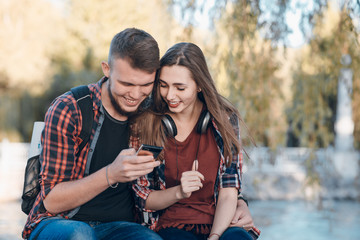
[51,81,101,109]
[44,93,72,118]
[49,90,78,113]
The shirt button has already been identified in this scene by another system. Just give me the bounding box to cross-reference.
[89,148,93,152]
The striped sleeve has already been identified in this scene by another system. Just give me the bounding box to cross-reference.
[132,174,155,212]
[219,113,242,190]
[40,95,80,198]
[129,133,155,211]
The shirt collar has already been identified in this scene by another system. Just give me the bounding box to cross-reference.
[89,76,108,112]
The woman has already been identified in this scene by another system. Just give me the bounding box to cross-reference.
[131,42,256,240]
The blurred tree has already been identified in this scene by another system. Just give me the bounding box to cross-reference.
[168,0,287,147]
[211,1,284,148]
[0,0,63,92]
[40,0,184,115]
[0,0,183,141]
[167,0,291,44]
[169,0,360,149]
[287,2,360,149]
[57,0,182,69]
[0,0,62,141]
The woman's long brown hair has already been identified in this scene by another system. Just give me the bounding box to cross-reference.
[133,42,244,166]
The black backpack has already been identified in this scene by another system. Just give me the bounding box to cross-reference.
[21,85,94,215]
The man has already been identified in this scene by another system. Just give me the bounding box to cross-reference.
[22,28,254,240]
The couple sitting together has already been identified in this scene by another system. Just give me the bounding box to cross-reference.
[22,28,259,240]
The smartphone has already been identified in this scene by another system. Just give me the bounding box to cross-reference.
[136,144,163,159]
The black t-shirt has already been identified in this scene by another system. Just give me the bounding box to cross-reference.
[73,108,134,222]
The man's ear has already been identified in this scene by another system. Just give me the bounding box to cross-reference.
[101,61,110,77]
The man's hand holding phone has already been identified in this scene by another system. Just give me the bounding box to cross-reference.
[108,145,162,183]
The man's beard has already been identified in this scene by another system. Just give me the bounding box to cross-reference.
[107,79,136,117]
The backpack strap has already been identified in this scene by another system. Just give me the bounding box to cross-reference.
[71,85,94,157]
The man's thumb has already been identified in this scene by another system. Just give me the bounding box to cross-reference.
[192,160,198,171]
[231,211,240,224]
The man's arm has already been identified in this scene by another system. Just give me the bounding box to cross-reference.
[41,96,159,214]
[43,164,109,214]
[228,113,254,229]
[230,198,254,230]
[44,148,159,214]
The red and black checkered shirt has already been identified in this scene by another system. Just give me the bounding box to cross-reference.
[22,78,106,239]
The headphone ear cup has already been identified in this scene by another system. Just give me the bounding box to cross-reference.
[196,110,210,134]
[161,114,177,137]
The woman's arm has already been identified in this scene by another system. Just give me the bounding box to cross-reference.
[145,185,183,210]
[208,187,238,240]
[145,160,204,210]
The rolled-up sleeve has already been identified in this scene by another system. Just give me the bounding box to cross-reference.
[132,173,155,212]
[219,113,242,190]
[219,158,241,189]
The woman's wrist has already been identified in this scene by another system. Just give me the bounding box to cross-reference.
[175,185,184,200]
[208,232,220,240]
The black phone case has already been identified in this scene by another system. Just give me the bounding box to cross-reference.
[138,144,163,158]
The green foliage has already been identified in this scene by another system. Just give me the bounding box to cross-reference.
[170,0,360,149]
[45,47,103,106]
[1,0,359,147]
[287,4,360,149]
[171,0,285,147]
[216,33,283,147]
[288,71,336,148]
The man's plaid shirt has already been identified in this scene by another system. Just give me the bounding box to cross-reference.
[131,113,243,230]
[22,79,105,239]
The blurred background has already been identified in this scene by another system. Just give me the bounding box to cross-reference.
[0,0,359,239]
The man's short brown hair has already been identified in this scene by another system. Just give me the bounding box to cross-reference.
[108,28,160,73]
